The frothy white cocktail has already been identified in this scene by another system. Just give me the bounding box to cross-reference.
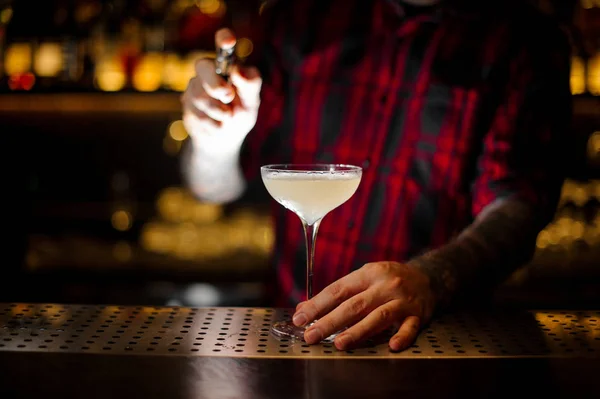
[262,170,361,225]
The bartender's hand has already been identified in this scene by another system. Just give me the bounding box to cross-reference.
[181,28,262,146]
[293,262,436,351]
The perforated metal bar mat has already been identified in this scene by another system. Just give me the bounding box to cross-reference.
[0,304,598,358]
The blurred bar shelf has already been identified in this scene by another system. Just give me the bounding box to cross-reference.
[0,93,597,115]
[0,303,598,398]
[0,92,182,113]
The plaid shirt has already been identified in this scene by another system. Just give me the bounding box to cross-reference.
[240,0,571,306]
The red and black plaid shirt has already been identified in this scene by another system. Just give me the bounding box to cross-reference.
[240,0,571,306]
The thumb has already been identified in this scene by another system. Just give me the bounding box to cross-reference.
[230,65,262,108]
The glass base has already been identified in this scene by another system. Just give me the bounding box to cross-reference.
[270,319,340,343]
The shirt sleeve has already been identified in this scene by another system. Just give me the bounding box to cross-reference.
[470,26,572,229]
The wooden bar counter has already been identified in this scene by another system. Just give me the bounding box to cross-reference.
[0,303,598,398]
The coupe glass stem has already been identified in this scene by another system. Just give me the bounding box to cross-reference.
[302,218,321,301]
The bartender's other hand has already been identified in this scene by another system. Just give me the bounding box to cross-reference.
[181,28,262,146]
[293,261,436,351]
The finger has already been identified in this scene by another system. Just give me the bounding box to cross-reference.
[293,269,369,327]
[333,300,404,350]
[195,58,235,104]
[182,104,221,137]
[182,87,221,127]
[389,315,421,352]
[303,289,381,345]
[230,65,262,108]
[215,28,236,50]
[187,79,232,122]
[295,301,306,313]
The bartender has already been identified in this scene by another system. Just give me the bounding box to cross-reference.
[180,0,571,351]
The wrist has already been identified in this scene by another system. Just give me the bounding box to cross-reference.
[185,136,247,204]
[407,254,457,314]
[190,133,246,161]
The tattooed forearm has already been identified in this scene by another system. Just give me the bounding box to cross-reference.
[408,198,542,312]
[181,141,247,204]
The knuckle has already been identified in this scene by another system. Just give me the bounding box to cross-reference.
[379,262,393,273]
[377,307,392,324]
[329,283,347,302]
[348,297,367,316]
[388,276,404,291]
[368,262,387,273]
[362,263,378,275]
[204,83,229,100]
[321,317,338,335]
[363,262,376,270]
[191,92,208,106]
[191,111,207,122]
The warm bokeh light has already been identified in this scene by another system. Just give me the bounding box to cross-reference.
[34,43,63,77]
[163,120,188,156]
[580,0,596,9]
[133,52,164,92]
[235,38,254,59]
[75,1,101,23]
[536,230,549,249]
[537,178,600,249]
[588,131,600,164]
[140,217,274,260]
[0,6,12,24]
[95,56,126,92]
[140,222,174,254]
[156,187,222,223]
[162,53,183,90]
[160,51,215,92]
[113,241,133,262]
[169,120,189,141]
[572,184,589,207]
[140,186,274,261]
[197,0,219,13]
[111,210,133,231]
[196,0,226,17]
[588,53,600,96]
[163,135,183,155]
[570,56,586,95]
[8,72,35,91]
[156,187,187,222]
[259,1,269,15]
[5,43,32,75]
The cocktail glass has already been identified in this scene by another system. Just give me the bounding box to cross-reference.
[261,164,363,341]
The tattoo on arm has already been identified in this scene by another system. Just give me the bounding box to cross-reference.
[409,198,542,312]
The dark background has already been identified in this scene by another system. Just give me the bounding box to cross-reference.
[0,0,598,309]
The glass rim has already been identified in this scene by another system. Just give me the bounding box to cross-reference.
[260,163,362,173]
